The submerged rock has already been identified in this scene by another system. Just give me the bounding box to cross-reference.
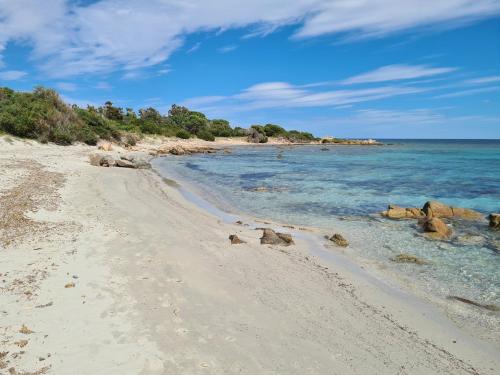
[229,235,246,244]
[328,233,349,247]
[381,205,425,219]
[489,213,500,229]
[422,217,452,240]
[390,253,428,265]
[260,228,294,246]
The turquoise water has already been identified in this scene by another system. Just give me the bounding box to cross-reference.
[153,140,500,305]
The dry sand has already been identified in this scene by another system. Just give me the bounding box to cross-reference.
[0,136,498,375]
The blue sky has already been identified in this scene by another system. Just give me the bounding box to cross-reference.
[1,1,499,138]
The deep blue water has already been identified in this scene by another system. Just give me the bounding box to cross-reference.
[153,140,500,304]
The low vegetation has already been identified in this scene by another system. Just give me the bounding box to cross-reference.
[0,86,318,145]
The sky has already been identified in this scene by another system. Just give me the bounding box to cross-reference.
[1,0,500,138]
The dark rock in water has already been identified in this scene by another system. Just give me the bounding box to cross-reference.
[390,253,428,265]
[320,148,329,151]
[260,228,294,246]
[423,201,482,220]
[229,235,246,244]
[489,213,500,229]
[422,217,452,240]
[381,205,425,219]
[329,233,349,247]
[447,296,500,312]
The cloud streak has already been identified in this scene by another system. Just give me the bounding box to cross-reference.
[1,0,499,77]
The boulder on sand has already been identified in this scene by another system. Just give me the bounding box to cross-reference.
[422,217,452,240]
[115,159,136,168]
[260,228,294,246]
[229,234,246,244]
[489,213,500,229]
[381,205,425,219]
[89,153,116,167]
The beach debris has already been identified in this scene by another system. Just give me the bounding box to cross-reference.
[19,324,34,334]
[64,282,76,288]
[489,213,500,229]
[35,301,53,309]
[422,217,452,240]
[235,220,243,225]
[381,205,425,219]
[390,253,428,265]
[229,235,246,244]
[447,296,500,312]
[260,228,294,246]
[423,201,483,220]
[14,340,28,348]
[328,233,349,247]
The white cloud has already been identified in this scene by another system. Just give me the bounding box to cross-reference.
[464,76,500,84]
[182,80,428,114]
[217,45,238,53]
[342,64,456,85]
[94,81,112,90]
[0,0,499,77]
[434,86,500,98]
[0,70,28,80]
[55,82,78,91]
[187,42,201,53]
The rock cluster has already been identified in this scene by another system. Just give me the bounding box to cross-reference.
[89,152,150,169]
[260,228,294,246]
[158,145,219,155]
[382,201,482,221]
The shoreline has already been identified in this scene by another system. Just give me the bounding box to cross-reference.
[152,154,500,347]
[1,136,499,374]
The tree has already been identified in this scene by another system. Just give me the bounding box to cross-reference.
[263,123,286,137]
[103,101,123,121]
[209,119,232,136]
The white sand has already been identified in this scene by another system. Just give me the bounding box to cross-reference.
[0,136,498,375]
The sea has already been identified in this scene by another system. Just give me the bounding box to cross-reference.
[152,140,500,306]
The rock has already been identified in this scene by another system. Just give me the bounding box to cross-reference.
[422,201,482,220]
[260,228,294,246]
[422,217,452,240]
[381,205,425,219]
[169,146,187,155]
[329,233,349,247]
[120,153,150,169]
[489,213,500,228]
[98,142,113,151]
[229,235,246,244]
[115,159,136,168]
[89,153,116,167]
[250,187,270,192]
[390,253,427,265]
[422,201,454,218]
[451,207,483,220]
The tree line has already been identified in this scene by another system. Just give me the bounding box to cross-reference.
[0,86,316,145]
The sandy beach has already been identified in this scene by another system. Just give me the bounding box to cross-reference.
[1,136,499,375]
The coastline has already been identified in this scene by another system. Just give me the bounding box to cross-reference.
[1,136,499,374]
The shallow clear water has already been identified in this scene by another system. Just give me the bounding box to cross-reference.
[153,140,500,304]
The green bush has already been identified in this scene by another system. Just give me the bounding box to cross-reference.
[197,129,215,141]
[176,129,191,139]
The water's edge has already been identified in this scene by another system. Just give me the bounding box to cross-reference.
[151,155,499,354]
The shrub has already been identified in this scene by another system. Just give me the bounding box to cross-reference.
[176,129,191,139]
[209,119,232,136]
[263,123,286,137]
[197,129,215,141]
